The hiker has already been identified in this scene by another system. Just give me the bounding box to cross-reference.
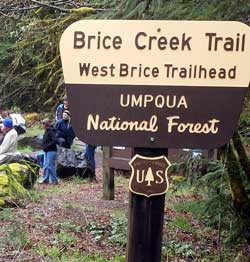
[85,144,97,182]
[55,95,69,121]
[54,110,75,149]
[8,111,26,135]
[0,118,18,162]
[40,118,58,184]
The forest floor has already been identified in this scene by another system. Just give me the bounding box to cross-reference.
[0,149,246,262]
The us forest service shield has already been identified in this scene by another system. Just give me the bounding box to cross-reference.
[129,155,171,197]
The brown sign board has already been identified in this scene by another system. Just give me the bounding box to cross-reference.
[129,154,170,197]
[60,20,250,149]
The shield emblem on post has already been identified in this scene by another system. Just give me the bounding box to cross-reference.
[129,154,171,197]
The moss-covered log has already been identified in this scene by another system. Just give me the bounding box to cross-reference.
[0,162,37,207]
[227,143,250,245]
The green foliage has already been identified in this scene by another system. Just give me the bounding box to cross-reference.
[168,216,193,231]
[37,244,61,259]
[70,176,87,184]
[6,222,32,250]
[86,215,127,247]
[79,253,125,262]
[106,0,250,20]
[47,246,61,259]
[0,161,38,207]
[86,221,108,242]
[36,244,125,262]
[0,3,99,111]
[174,199,207,217]
[56,220,83,233]
[0,42,12,66]
[172,155,248,246]
[166,240,195,260]
[239,90,250,137]
[108,215,127,247]
[0,164,27,206]
[27,189,43,203]
[0,208,15,221]
[56,231,77,245]
[17,145,33,153]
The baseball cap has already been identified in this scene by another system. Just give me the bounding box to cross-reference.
[3,118,13,128]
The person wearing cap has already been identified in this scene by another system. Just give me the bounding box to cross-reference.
[55,96,69,122]
[7,111,26,135]
[54,110,75,149]
[0,118,18,160]
[41,118,58,184]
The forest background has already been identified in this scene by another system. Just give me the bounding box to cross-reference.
[0,1,250,262]
[0,0,249,112]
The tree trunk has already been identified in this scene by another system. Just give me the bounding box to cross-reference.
[227,143,250,245]
[102,146,114,200]
[232,131,250,183]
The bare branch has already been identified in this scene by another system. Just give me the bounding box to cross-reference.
[0,1,108,15]
[31,0,70,13]
[0,10,12,17]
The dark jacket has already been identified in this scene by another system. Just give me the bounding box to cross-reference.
[55,119,75,148]
[55,103,64,121]
[42,127,57,152]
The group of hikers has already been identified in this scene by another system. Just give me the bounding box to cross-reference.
[0,96,97,184]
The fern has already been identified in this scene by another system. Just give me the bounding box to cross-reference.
[170,153,249,246]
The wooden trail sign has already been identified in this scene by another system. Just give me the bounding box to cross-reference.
[60,20,250,262]
[60,20,250,149]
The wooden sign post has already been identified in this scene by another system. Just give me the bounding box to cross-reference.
[127,148,168,262]
[60,20,250,262]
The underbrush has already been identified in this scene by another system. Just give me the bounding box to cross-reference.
[165,155,250,261]
[1,159,250,261]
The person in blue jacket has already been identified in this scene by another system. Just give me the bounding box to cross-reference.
[55,96,69,121]
[55,110,75,149]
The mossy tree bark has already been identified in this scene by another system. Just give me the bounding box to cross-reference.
[227,143,250,245]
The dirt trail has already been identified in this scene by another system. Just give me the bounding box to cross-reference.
[0,150,129,261]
